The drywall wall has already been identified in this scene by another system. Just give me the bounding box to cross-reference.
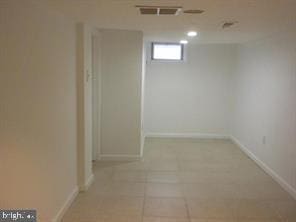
[100,29,143,158]
[0,0,77,221]
[76,23,94,191]
[144,44,237,136]
[233,29,296,196]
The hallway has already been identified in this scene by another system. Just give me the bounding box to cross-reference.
[62,138,296,222]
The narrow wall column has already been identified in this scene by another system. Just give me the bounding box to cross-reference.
[99,29,143,160]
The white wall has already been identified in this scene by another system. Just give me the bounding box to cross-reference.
[100,29,143,158]
[0,0,77,221]
[233,29,296,197]
[144,44,237,136]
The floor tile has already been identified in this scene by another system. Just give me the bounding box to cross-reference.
[237,182,292,200]
[186,199,238,219]
[147,171,179,183]
[191,220,237,222]
[271,200,296,221]
[178,161,233,173]
[113,161,149,171]
[237,200,280,220]
[189,219,207,222]
[178,171,235,184]
[146,183,183,197]
[144,198,188,218]
[148,160,179,171]
[143,217,190,222]
[238,220,281,222]
[206,220,237,222]
[112,171,147,182]
[63,215,143,222]
[96,215,142,222]
[96,197,144,216]
[93,182,145,197]
[182,183,238,199]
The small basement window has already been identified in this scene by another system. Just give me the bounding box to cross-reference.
[152,43,184,61]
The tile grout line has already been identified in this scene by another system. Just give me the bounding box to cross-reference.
[179,159,192,222]
[184,199,191,221]
[141,170,148,222]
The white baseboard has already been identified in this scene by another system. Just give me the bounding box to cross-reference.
[231,135,296,200]
[53,186,78,222]
[98,154,142,161]
[79,173,94,192]
[144,132,230,139]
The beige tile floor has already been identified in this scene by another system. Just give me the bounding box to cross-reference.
[62,138,296,222]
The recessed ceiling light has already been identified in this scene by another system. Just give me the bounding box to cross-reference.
[187,31,197,37]
[180,40,188,44]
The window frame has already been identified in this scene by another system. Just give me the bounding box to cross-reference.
[151,42,185,61]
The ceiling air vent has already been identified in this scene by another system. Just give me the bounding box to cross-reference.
[136,5,182,15]
[159,8,179,15]
[140,8,158,15]
[222,21,238,29]
[183,9,204,14]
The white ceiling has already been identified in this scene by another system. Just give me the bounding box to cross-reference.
[45,0,296,43]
